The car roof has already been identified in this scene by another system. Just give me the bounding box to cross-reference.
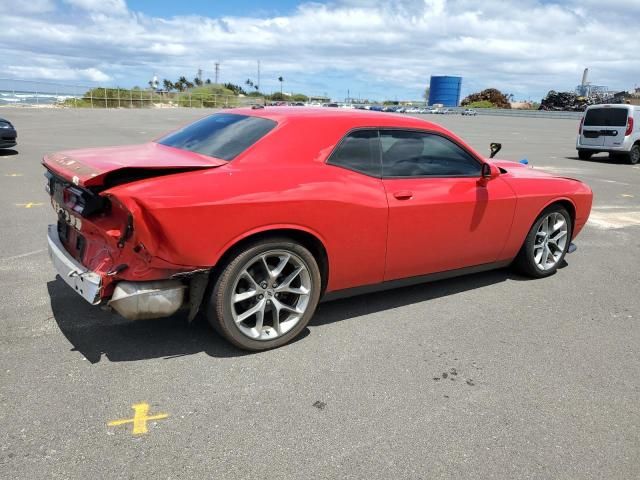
[230,106,449,132]
[585,104,634,111]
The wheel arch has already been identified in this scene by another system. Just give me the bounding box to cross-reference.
[537,197,576,231]
[211,225,330,295]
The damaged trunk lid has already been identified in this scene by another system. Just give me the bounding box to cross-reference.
[43,142,226,189]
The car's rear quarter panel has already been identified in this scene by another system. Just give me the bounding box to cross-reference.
[108,116,392,292]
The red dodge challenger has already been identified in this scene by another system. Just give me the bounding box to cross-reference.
[44,108,592,350]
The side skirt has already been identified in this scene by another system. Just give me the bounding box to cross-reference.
[321,260,512,303]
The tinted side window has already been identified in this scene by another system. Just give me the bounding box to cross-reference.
[327,130,380,176]
[380,130,481,177]
[158,113,276,160]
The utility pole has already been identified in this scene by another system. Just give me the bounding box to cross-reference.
[214,63,219,84]
[257,60,260,91]
[197,68,203,83]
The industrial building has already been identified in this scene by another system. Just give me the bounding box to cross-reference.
[428,75,462,107]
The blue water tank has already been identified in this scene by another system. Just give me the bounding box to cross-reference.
[428,76,462,107]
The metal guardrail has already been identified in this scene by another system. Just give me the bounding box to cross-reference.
[441,107,583,119]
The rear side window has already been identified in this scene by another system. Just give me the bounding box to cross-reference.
[327,130,381,177]
[584,108,628,127]
[158,113,276,160]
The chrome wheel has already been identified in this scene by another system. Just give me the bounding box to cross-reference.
[533,212,568,271]
[230,250,312,341]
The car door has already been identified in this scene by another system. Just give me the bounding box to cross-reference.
[380,129,517,281]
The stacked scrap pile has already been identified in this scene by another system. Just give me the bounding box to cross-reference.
[539,90,614,111]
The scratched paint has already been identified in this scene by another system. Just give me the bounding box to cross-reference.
[108,403,169,435]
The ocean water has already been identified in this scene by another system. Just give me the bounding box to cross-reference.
[0,90,80,105]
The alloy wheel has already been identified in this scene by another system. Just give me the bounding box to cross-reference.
[230,250,312,341]
[533,212,568,271]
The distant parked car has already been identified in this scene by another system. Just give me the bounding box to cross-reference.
[577,104,640,164]
[0,117,17,149]
[462,109,478,116]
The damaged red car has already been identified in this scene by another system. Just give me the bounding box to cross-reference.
[44,108,592,350]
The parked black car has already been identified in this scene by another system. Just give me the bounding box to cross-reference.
[0,118,17,149]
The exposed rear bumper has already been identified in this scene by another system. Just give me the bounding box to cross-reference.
[47,224,102,304]
[47,224,188,319]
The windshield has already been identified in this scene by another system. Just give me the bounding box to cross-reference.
[584,108,628,127]
[158,113,277,160]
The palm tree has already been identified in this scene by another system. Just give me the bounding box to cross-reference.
[163,79,173,92]
[278,76,283,94]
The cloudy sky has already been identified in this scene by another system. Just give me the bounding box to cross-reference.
[0,0,638,101]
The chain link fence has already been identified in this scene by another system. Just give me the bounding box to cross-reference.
[0,78,261,109]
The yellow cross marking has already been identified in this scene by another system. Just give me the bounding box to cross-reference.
[16,202,44,208]
[5,173,23,177]
[107,403,169,435]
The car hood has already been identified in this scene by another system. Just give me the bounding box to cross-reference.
[489,159,563,179]
[43,142,226,188]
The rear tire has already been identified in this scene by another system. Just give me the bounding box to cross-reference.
[627,144,640,165]
[513,205,572,278]
[577,150,592,160]
[206,238,322,351]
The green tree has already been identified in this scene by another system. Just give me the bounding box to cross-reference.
[270,92,288,101]
[278,76,284,94]
[461,88,511,109]
[162,79,173,91]
[223,82,247,95]
[194,77,203,87]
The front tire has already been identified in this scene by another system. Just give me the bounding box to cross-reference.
[207,238,322,351]
[513,205,572,278]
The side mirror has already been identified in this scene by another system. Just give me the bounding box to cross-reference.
[481,163,500,180]
[489,142,502,158]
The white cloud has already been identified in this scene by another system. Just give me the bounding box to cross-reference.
[5,65,111,83]
[62,0,127,15]
[0,0,637,99]
[0,0,55,13]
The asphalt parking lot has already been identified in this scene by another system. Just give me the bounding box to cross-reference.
[1,107,638,479]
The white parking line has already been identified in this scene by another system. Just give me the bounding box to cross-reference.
[588,210,640,229]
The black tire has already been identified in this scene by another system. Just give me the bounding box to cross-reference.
[206,238,322,351]
[513,205,573,278]
[577,150,592,160]
[627,144,640,165]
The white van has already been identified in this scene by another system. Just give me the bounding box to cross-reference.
[576,104,640,164]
